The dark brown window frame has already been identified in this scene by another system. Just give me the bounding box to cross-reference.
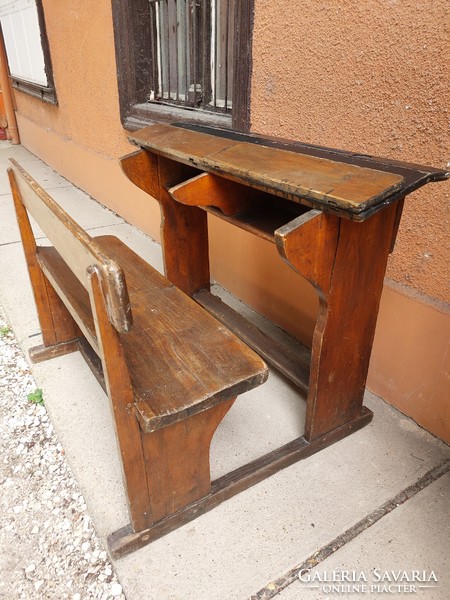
[111,0,253,132]
[5,0,57,105]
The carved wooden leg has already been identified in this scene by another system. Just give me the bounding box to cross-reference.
[141,399,235,523]
[9,168,81,360]
[109,398,236,556]
[120,150,209,296]
[156,156,211,296]
[276,204,398,441]
[89,268,152,533]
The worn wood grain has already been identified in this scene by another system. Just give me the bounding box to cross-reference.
[142,399,235,523]
[157,156,211,295]
[89,267,152,532]
[37,247,98,352]
[175,122,450,212]
[36,236,268,432]
[120,149,160,200]
[129,124,405,215]
[9,167,81,348]
[169,172,261,216]
[302,204,398,440]
[276,210,340,293]
[29,340,82,363]
[194,289,311,392]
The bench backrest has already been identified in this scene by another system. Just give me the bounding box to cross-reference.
[8,159,132,333]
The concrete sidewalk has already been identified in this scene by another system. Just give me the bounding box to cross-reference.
[0,140,448,600]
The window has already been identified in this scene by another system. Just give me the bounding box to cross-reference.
[0,0,56,103]
[112,0,253,131]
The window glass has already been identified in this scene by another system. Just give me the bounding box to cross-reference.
[150,0,234,115]
[0,0,47,85]
[112,0,252,130]
[0,0,56,103]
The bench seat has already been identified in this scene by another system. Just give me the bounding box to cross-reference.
[9,158,270,554]
[37,235,267,433]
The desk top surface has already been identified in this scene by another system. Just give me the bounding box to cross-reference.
[129,123,448,220]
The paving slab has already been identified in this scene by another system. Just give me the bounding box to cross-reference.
[0,142,41,193]
[276,471,450,600]
[0,142,449,600]
[0,219,163,349]
[0,176,123,246]
[0,142,70,194]
[114,395,449,600]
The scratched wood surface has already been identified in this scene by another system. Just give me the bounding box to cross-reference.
[10,160,270,538]
[36,236,268,433]
[129,123,404,214]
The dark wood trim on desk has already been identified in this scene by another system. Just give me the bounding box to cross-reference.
[129,124,413,220]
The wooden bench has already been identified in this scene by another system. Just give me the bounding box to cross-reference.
[8,159,268,556]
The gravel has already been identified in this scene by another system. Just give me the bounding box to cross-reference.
[0,303,126,600]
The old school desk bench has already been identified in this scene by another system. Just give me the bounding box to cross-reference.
[118,123,447,552]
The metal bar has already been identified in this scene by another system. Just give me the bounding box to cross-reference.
[213,0,218,108]
[149,2,159,100]
[193,0,197,104]
[165,0,171,100]
[174,1,179,102]
[156,3,164,99]
[224,0,230,111]
[184,0,189,105]
[201,0,212,106]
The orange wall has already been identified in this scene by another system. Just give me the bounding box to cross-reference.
[14,0,161,240]
[13,1,449,442]
[251,0,449,304]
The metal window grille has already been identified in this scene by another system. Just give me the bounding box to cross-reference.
[148,0,234,114]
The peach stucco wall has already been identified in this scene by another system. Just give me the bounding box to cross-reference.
[11,1,449,442]
[251,0,449,304]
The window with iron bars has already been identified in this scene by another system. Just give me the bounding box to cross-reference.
[112,0,253,131]
[148,0,234,115]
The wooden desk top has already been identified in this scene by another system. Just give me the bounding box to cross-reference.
[129,123,449,220]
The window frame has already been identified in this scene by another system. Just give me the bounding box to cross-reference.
[1,0,56,104]
[112,0,253,132]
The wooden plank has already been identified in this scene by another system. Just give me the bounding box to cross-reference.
[156,156,211,296]
[304,204,398,440]
[37,247,99,353]
[89,267,153,533]
[29,339,82,363]
[8,168,81,348]
[194,289,311,392]
[208,142,404,209]
[170,172,311,243]
[142,399,235,523]
[8,160,132,333]
[169,172,262,216]
[77,338,106,392]
[204,204,310,243]
[120,149,160,200]
[108,406,373,558]
[276,210,340,293]
[129,124,405,215]
[176,123,450,188]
